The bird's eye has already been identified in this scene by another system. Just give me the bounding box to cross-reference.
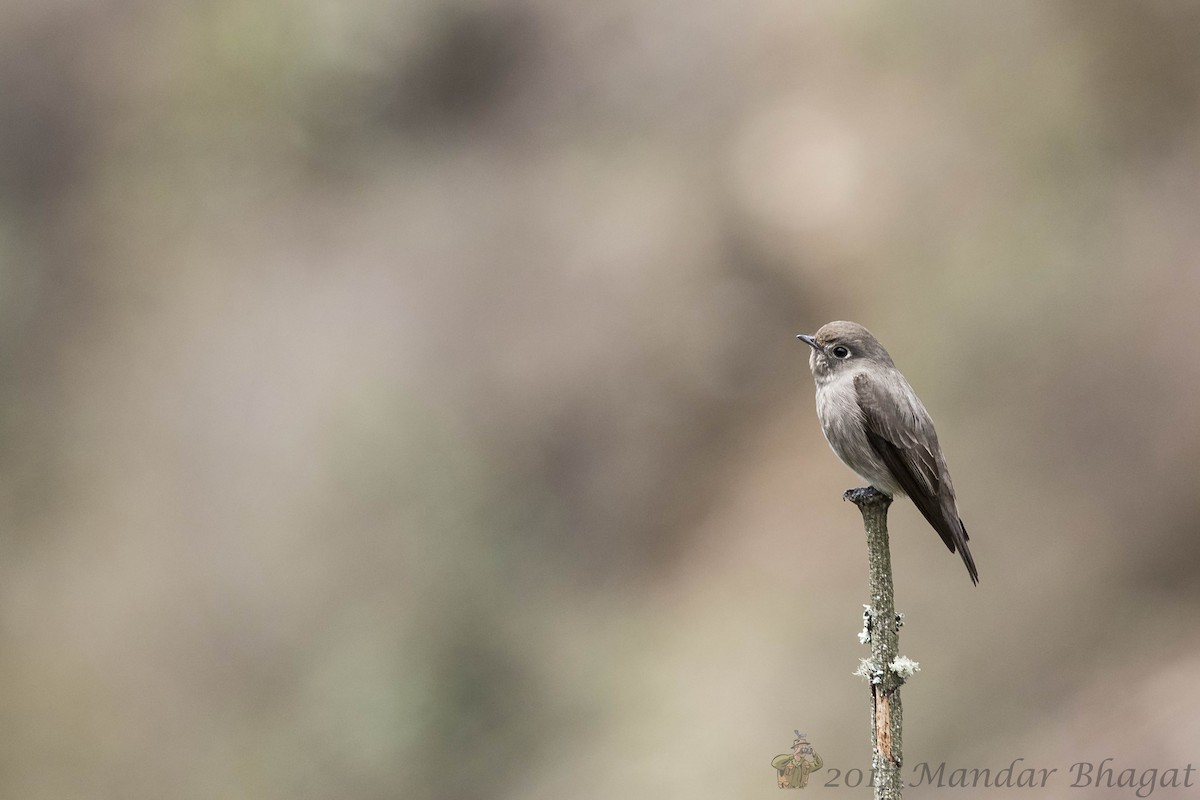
[831,346,850,359]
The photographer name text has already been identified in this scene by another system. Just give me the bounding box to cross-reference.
[823,758,1196,797]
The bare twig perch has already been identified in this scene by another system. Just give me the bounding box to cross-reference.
[845,486,912,800]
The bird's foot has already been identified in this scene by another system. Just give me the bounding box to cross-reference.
[842,486,888,505]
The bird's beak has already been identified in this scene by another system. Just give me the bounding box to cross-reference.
[797,334,821,352]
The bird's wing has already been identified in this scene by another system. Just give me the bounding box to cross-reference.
[854,371,979,584]
[853,371,955,552]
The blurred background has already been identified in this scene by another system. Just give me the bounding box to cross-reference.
[2,0,1199,797]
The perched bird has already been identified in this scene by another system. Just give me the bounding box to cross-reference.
[797,321,978,584]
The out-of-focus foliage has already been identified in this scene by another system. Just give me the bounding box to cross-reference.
[2,1,1199,798]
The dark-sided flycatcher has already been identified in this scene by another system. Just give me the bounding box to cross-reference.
[798,321,979,584]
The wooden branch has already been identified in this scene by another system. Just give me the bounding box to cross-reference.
[845,486,908,800]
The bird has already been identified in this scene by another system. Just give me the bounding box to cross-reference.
[797,321,978,584]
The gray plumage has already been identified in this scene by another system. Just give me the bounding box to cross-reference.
[798,321,978,584]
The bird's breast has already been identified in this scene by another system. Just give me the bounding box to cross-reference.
[813,374,901,494]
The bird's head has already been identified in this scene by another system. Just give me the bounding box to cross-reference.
[797,320,895,383]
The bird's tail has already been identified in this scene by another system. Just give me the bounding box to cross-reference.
[958,520,979,585]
